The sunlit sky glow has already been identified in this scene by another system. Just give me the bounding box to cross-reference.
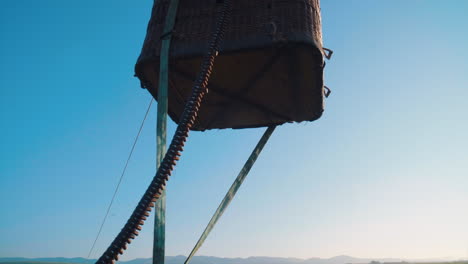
[1,0,468,261]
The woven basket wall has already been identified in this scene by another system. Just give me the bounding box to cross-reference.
[136,0,325,130]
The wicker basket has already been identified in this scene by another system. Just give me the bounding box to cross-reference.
[135,0,325,130]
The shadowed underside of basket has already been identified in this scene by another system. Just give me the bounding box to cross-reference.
[135,0,325,131]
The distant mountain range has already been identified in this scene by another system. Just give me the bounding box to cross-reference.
[0,255,463,264]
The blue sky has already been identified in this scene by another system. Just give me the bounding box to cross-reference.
[1,0,468,261]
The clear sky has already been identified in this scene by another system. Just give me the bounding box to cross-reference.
[1,0,468,261]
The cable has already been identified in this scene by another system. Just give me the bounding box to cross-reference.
[87,97,154,259]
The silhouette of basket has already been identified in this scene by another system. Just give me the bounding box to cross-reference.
[136,0,325,130]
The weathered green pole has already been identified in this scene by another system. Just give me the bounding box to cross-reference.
[154,1,180,264]
[184,126,276,264]
[154,81,167,264]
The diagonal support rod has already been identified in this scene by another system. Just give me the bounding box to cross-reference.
[184,126,276,264]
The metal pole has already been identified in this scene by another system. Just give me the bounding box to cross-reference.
[154,88,167,264]
[184,126,276,264]
[154,0,180,263]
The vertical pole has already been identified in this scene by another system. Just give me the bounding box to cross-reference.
[153,3,178,264]
[154,1,180,263]
[154,1,179,264]
[154,78,167,264]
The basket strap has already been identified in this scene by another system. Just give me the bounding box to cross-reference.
[323,47,333,60]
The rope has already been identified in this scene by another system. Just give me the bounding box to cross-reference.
[184,126,276,264]
[87,98,154,259]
